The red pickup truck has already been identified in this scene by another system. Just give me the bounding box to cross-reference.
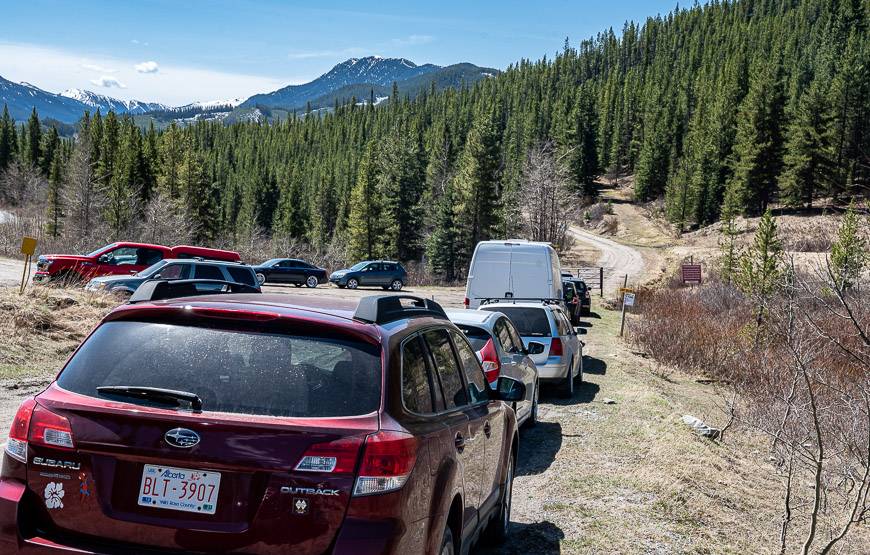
[34,242,242,284]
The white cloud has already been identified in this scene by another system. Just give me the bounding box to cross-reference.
[90,76,126,88]
[0,42,293,105]
[390,35,434,47]
[134,61,159,74]
[130,39,149,46]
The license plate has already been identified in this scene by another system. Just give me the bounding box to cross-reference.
[138,464,221,514]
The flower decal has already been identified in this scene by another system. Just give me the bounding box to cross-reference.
[44,482,65,510]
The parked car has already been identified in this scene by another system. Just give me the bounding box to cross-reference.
[34,242,241,284]
[251,258,328,287]
[563,275,591,316]
[464,240,563,309]
[562,281,582,325]
[479,300,583,397]
[85,259,259,296]
[329,260,407,290]
[447,309,542,426]
[1,293,524,554]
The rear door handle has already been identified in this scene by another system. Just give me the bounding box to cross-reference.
[484,422,492,438]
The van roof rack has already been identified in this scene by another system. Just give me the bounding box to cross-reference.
[478,297,563,306]
[129,279,261,304]
[353,294,447,325]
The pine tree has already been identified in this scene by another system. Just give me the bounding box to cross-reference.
[736,209,783,335]
[0,105,17,172]
[726,57,785,215]
[181,136,217,242]
[347,144,385,260]
[40,126,60,176]
[779,77,832,208]
[24,108,41,168]
[426,179,460,281]
[46,154,64,237]
[830,202,867,290]
[158,123,184,201]
[454,103,503,263]
[718,206,741,284]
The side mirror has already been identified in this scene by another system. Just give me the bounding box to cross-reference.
[495,376,526,402]
[152,273,162,279]
[98,254,110,264]
[129,270,137,275]
[526,341,545,355]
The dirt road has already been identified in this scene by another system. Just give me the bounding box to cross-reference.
[568,225,645,293]
[0,256,34,287]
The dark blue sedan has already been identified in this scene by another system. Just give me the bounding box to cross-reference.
[252,258,328,287]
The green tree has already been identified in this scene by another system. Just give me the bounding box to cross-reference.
[426,179,460,281]
[45,154,64,237]
[736,209,783,335]
[347,144,386,260]
[0,105,16,172]
[24,108,41,168]
[830,203,867,290]
[779,77,832,208]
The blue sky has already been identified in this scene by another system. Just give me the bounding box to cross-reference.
[1,0,684,105]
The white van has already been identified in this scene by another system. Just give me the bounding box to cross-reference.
[464,240,563,309]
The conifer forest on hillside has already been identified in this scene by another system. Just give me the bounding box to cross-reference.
[0,0,868,278]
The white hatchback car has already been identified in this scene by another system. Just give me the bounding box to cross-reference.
[446,310,543,426]
[479,301,584,397]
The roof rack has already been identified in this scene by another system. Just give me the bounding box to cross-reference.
[129,279,261,304]
[477,297,564,306]
[353,294,447,325]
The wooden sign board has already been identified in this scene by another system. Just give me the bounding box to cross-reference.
[20,236,37,256]
[681,264,702,285]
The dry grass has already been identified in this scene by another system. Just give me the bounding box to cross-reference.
[0,285,118,378]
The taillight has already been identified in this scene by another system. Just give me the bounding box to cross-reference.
[4,400,74,463]
[463,297,470,308]
[549,338,563,357]
[294,436,364,474]
[353,431,417,496]
[479,338,501,384]
[5,398,35,463]
[572,297,579,305]
[29,404,75,450]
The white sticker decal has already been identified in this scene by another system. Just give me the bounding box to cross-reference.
[44,482,65,509]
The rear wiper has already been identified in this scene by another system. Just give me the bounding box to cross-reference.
[97,386,203,412]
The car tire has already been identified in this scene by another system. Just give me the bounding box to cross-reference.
[482,454,514,545]
[306,276,318,288]
[336,284,346,289]
[390,279,404,291]
[562,358,574,398]
[255,273,266,285]
[347,278,359,289]
[526,382,539,427]
[440,526,456,555]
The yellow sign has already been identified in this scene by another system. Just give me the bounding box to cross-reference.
[20,236,37,256]
[619,287,635,294]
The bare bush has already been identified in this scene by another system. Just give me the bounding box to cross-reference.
[0,162,46,208]
[628,268,870,553]
[517,142,579,252]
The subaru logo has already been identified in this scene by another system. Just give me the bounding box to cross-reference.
[164,428,200,449]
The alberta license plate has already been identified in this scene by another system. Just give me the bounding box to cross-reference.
[138,464,221,514]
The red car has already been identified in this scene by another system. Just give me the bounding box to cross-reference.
[34,243,242,284]
[1,290,525,554]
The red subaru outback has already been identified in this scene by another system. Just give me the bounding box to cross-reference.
[1,290,524,554]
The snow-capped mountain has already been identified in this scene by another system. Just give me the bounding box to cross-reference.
[60,89,169,115]
[171,97,245,111]
[241,56,442,110]
[0,77,94,123]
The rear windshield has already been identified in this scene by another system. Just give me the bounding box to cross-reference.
[487,307,551,337]
[57,321,381,418]
[227,266,257,286]
[456,324,491,351]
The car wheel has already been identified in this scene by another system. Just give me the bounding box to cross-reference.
[255,273,266,285]
[563,358,575,398]
[483,454,514,545]
[390,279,404,291]
[347,278,359,289]
[440,526,456,555]
[527,382,539,427]
[306,276,318,288]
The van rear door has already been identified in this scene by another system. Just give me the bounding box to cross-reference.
[466,243,512,308]
[508,246,554,301]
